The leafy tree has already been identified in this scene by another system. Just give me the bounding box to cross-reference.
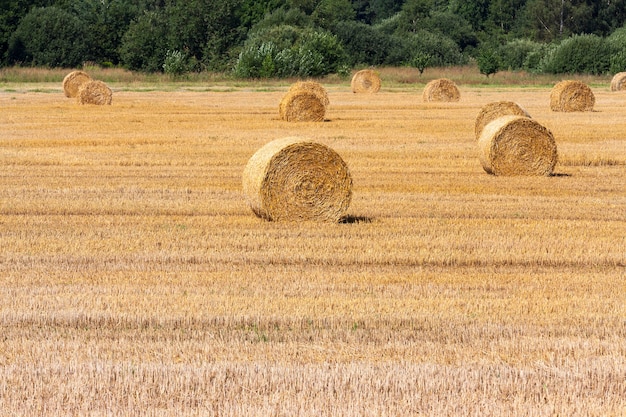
[333,20,390,65]
[476,46,501,77]
[539,34,612,75]
[0,0,54,65]
[119,10,168,72]
[8,6,87,67]
[312,0,355,29]
[497,38,543,70]
[396,0,433,34]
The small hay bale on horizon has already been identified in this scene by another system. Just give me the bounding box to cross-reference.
[475,101,531,140]
[77,80,112,105]
[550,80,595,112]
[478,115,558,176]
[422,78,460,102]
[610,72,626,91]
[351,69,381,94]
[278,88,326,122]
[242,137,353,222]
[62,70,92,98]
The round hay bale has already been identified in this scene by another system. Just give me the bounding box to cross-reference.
[77,80,112,105]
[62,70,91,98]
[279,89,326,122]
[610,72,626,91]
[474,101,531,140]
[288,81,330,106]
[549,80,594,112]
[422,78,460,102]
[351,69,381,93]
[242,137,353,222]
[478,115,558,176]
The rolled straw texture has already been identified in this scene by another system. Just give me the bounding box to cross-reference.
[474,101,531,140]
[422,78,460,102]
[610,72,626,91]
[279,89,326,122]
[77,80,113,105]
[62,70,92,98]
[288,81,330,106]
[242,137,353,222]
[351,69,381,93]
[478,115,558,176]
[549,80,594,112]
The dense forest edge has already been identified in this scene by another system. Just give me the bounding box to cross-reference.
[1,0,626,79]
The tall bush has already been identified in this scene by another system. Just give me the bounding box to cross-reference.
[538,34,612,75]
[8,6,88,67]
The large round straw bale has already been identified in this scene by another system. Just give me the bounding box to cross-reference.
[478,115,558,176]
[351,69,381,93]
[288,81,330,106]
[549,80,594,112]
[610,72,626,91]
[77,80,112,105]
[279,89,326,122]
[422,78,460,102]
[474,101,531,140]
[62,70,91,98]
[242,137,352,222]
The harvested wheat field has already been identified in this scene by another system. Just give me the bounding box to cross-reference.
[0,76,625,416]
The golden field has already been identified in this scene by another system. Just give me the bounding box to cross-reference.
[1,72,625,416]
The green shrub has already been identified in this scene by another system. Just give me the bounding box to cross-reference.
[538,34,612,75]
[8,6,88,67]
[333,21,391,66]
[119,11,168,72]
[497,39,543,71]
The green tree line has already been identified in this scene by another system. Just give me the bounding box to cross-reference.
[2,0,626,77]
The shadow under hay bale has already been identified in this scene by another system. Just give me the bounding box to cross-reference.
[77,80,112,105]
[550,80,594,112]
[475,101,531,140]
[610,72,626,92]
[62,70,92,98]
[351,69,381,94]
[242,137,352,222]
[478,115,558,176]
[279,89,326,122]
[422,78,460,102]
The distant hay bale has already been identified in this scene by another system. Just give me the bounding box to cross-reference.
[351,69,381,93]
[77,80,112,105]
[62,70,91,98]
[422,78,460,102]
[478,115,558,176]
[474,101,531,140]
[610,72,626,91]
[242,137,353,222]
[278,89,326,122]
[549,80,594,112]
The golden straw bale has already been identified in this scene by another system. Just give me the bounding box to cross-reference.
[351,69,381,93]
[422,78,460,102]
[62,70,92,98]
[478,115,558,176]
[288,81,330,106]
[242,137,353,222]
[549,80,595,112]
[279,89,326,122]
[474,101,531,140]
[77,80,113,105]
[610,72,626,91]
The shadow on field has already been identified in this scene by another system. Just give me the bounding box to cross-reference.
[340,215,373,224]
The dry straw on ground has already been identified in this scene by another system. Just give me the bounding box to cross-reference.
[549,80,595,112]
[77,80,113,105]
[242,137,352,222]
[477,115,558,176]
[422,78,461,102]
[610,72,626,91]
[474,101,531,139]
[62,70,92,98]
[278,88,326,122]
[351,69,381,93]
